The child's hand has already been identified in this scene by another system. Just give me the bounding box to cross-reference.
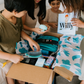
[49,23,57,28]
[10,54,24,64]
[71,18,84,28]
[29,39,40,51]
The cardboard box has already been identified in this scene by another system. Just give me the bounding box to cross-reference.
[6,32,74,84]
[6,63,73,84]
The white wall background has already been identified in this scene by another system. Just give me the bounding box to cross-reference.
[0,0,4,10]
[0,0,4,4]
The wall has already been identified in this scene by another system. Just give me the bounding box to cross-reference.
[0,0,4,10]
[0,0,4,4]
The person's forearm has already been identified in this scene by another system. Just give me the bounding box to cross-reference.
[40,21,53,27]
[0,51,13,60]
[21,31,33,41]
[80,22,84,28]
[39,19,47,24]
[39,20,53,27]
[47,22,53,26]
[23,25,34,32]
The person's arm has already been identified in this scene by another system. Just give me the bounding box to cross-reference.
[0,51,24,64]
[21,31,40,51]
[0,26,24,64]
[38,14,57,27]
[38,15,47,24]
[38,9,48,24]
[38,15,50,32]
[22,13,35,31]
[38,9,57,29]
[47,22,58,29]
[22,13,47,34]
[39,17,57,29]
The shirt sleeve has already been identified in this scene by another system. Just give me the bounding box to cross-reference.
[43,9,49,22]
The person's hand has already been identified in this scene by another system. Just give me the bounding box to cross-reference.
[49,23,57,28]
[44,24,50,31]
[71,18,84,28]
[9,54,24,64]
[34,24,50,34]
[80,80,84,84]
[33,28,46,34]
[29,39,40,51]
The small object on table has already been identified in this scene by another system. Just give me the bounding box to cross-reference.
[44,56,55,69]
[51,60,56,69]
[35,58,46,67]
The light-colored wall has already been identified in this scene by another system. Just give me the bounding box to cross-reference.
[0,0,4,4]
[0,0,4,10]
[0,4,4,10]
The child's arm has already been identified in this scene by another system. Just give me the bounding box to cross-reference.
[22,13,49,34]
[47,22,57,29]
[38,15,50,31]
[0,51,24,64]
[21,31,40,51]
[71,18,84,28]
[38,12,57,29]
[39,16,57,29]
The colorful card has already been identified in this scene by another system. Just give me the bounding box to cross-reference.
[57,12,78,35]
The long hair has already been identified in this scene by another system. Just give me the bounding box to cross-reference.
[27,0,46,20]
[81,0,84,11]
[48,0,62,4]
[61,0,82,13]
